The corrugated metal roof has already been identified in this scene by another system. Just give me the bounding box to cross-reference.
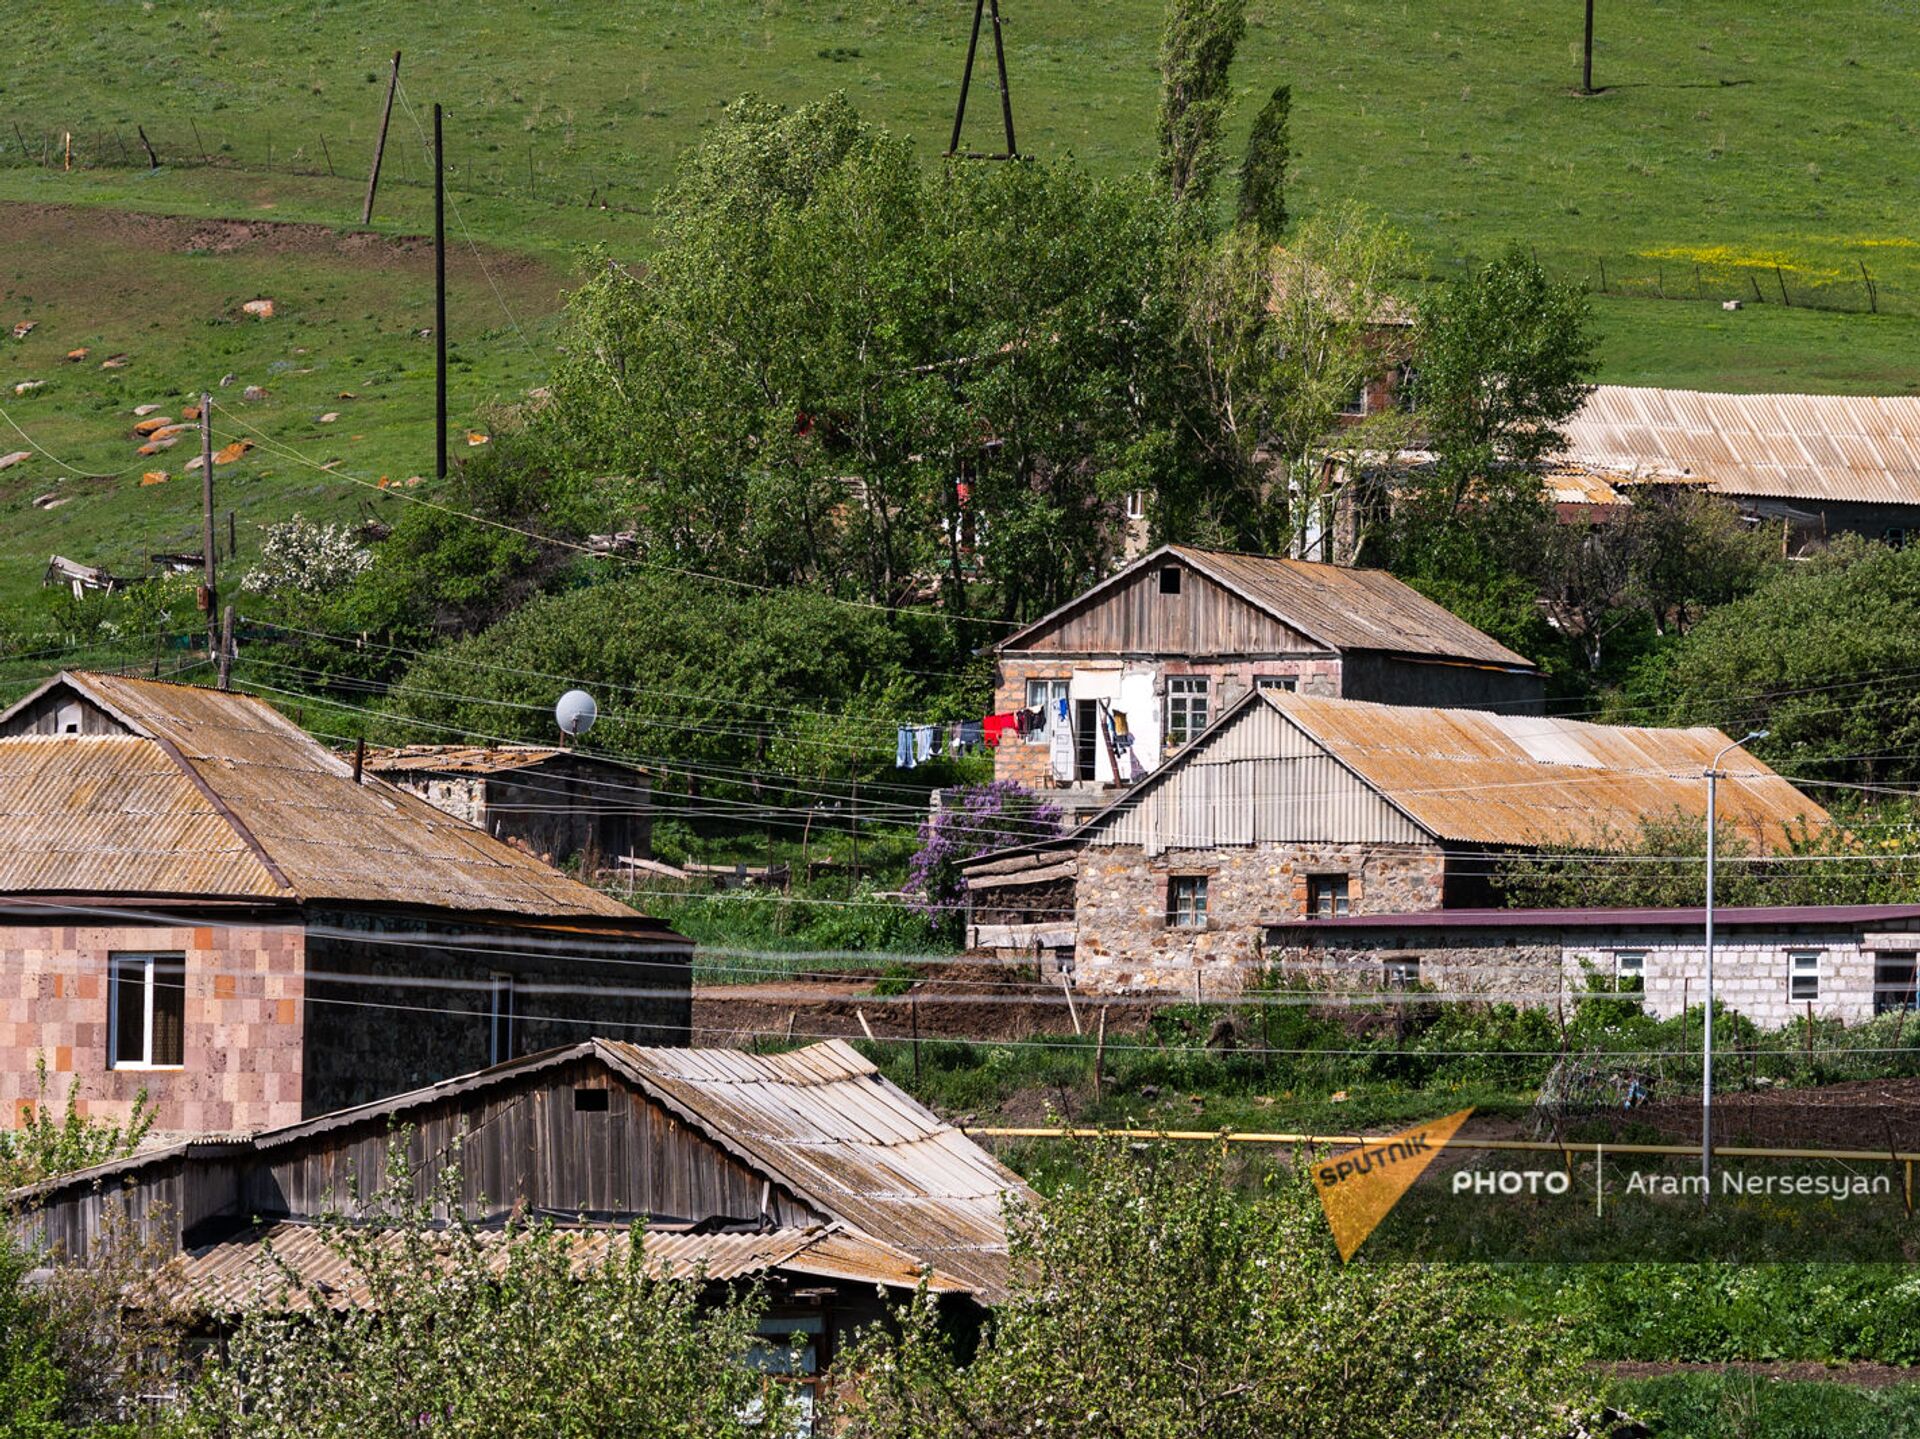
[366,745,645,778]
[0,673,654,921]
[1267,692,1824,851]
[999,544,1535,668]
[1562,386,1920,504]
[1169,548,1533,667]
[157,1220,969,1314]
[366,744,570,775]
[599,1039,1035,1300]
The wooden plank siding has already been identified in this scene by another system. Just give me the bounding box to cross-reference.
[1007,561,1321,658]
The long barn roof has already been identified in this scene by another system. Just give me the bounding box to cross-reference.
[1562,385,1920,505]
[0,671,653,921]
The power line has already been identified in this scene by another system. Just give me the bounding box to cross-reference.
[207,403,1021,629]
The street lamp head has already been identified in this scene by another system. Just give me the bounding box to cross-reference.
[1745,729,1770,743]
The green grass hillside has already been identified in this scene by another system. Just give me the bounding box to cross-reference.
[0,0,1914,631]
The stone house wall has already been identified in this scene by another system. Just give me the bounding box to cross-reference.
[0,919,306,1138]
[300,911,691,1116]
[1069,841,1445,993]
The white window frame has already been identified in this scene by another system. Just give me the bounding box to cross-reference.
[1167,874,1209,929]
[1614,950,1646,987]
[108,953,186,1070]
[1164,676,1210,745]
[1024,678,1070,738]
[1340,380,1370,417]
[1255,675,1297,693]
[489,971,516,1066]
[1788,951,1821,1003]
[1383,957,1420,991]
[1124,490,1146,521]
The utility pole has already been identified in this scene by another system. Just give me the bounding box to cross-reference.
[1582,0,1595,93]
[434,101,447,482]
[218,605,234,691]
[1702,728,1767,1201]
[199,391,217,665]
[362,51,401,225]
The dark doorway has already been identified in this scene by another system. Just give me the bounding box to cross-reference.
[1074,699,1098,781]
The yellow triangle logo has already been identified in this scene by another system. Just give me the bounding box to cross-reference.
[1311,1108,1474,1262]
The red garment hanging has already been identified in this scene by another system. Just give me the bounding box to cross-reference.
[983,712,1018,747]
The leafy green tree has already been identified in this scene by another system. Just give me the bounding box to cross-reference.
[182,1140,797,1439]
[376,571,939,787]
[1619,536,1920,786]
[542,93,1182,625]
[832,1145,1588,1438]
[1236,83,1291,239]
[1165,205,1415,557]
[0,1233,64,1439]
[1154,0,1249,209]
[0,1055,153,1191]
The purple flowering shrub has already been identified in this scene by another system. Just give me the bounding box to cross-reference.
[907,781,1064,925]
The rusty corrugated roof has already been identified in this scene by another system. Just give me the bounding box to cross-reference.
[1562,386,1920,504]
[365,745,646,778]
[1268,692,1825,851]
[998,544,1535,669]
[0,672,653,920]
[599,1039,1035,1301]
[1172,547,1535,667]
[156,1220,970,1314]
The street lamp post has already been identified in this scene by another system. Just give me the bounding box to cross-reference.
[1703,728,1768,1201]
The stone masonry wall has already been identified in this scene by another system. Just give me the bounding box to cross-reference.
[1,920,305,1139]
[300,912,692,1116]
[1070,841,1445,993]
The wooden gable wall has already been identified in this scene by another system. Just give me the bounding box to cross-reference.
[251,1058,823,1228]
[0,683,128,737]
[1007,559,1321,658]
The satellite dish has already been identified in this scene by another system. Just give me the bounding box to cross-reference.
[556,689,598,739]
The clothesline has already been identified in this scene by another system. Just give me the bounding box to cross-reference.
[894,697,1151,783]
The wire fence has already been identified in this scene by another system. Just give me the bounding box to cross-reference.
[0,115,655,219]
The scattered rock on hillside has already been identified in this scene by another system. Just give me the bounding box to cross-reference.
[182,404,202,421]
[99,354,130,370]
[241,298,275,319]
[12,380,44,395]
[136,439,177,456]
[466,431,489,446]
[242,385,268,402]
[317,412,339,423]
[65,348,89,363]
[11,321,34,340]
[132,416,174,437]
[219,373,235,387]
[31,492,63,508]
[140,471,169,486]
[213,439,253,464]
[0,451,30,470]
[133,403,163,417]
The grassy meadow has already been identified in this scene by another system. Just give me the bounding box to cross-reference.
[0,0,1914,633]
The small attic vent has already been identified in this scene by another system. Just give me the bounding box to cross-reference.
[1158,566,1182,596]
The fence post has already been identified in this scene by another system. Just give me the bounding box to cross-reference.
[1775,265,1791,306]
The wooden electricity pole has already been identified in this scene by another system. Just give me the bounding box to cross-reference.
[199,392,217,664]
[218,605,234,691]
[361,51,401,225]
[1582,0,1596,94]
[433,102,448,482]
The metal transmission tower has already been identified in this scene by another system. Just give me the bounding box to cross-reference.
[946,0,1019,160]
